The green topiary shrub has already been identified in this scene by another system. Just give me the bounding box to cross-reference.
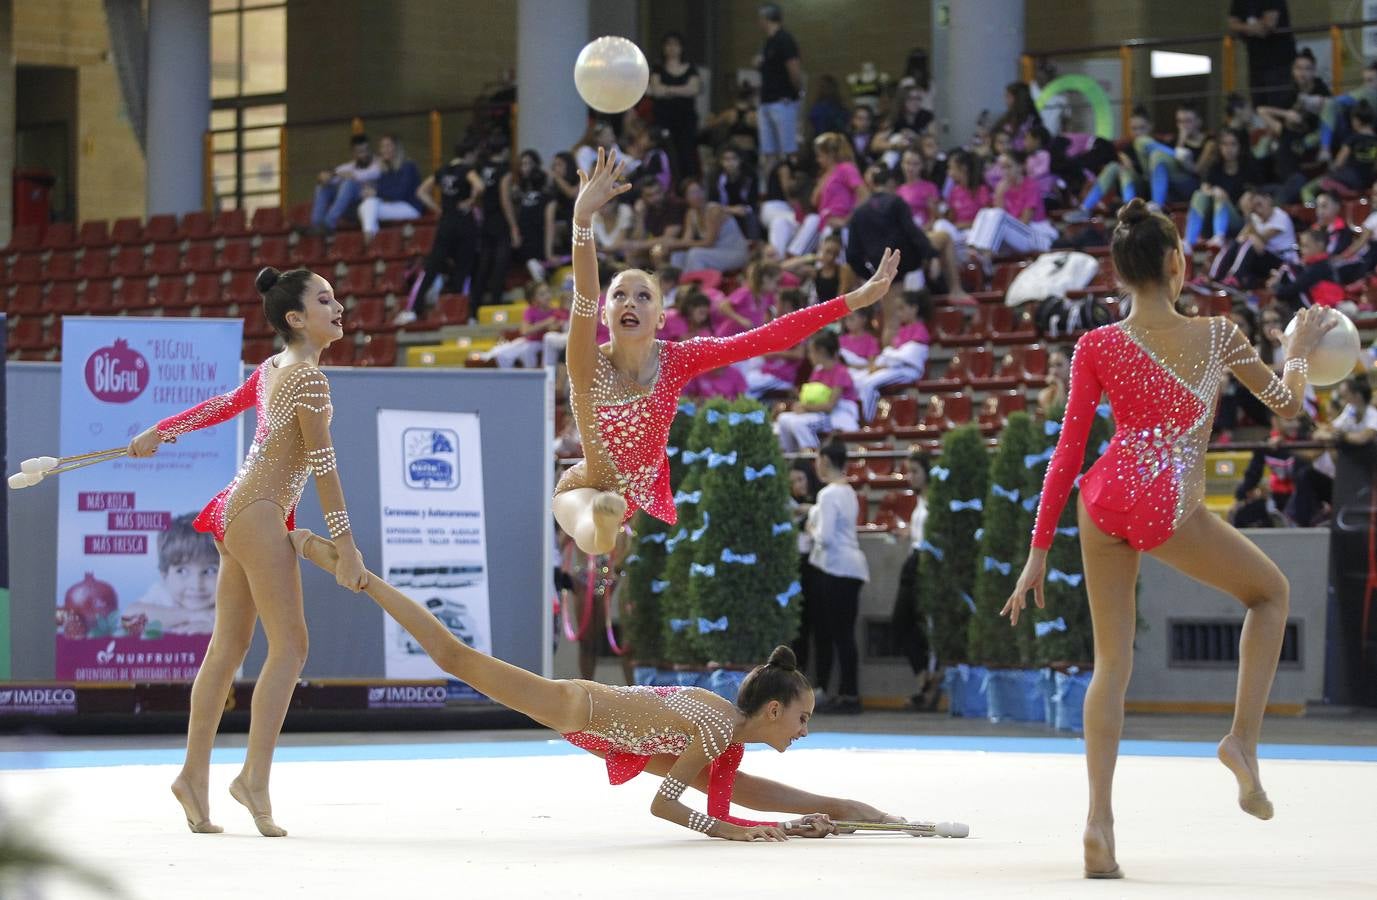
[918,424,990,664]
[660,401,714,664]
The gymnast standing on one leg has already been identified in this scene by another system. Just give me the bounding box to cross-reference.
[126,267,368,838]
[289,529,901,841]
[1001,198,1337,879]
[554,148,901,555]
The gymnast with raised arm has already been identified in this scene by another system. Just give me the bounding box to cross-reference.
[127,267,368,838]
[1002,198,1337,878]
[555,148,901,555]
[287,528,900,841]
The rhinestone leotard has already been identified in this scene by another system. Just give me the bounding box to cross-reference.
[556,297,853,524]
[157,359,350,543]
[1032,316,1300,551]
[562,684,778,829]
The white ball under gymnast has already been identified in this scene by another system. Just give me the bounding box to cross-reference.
[574,36,649,114]
[1285,308,1360,386]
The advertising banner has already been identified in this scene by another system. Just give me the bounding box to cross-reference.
[55,318,242,681]
[0,315,8,678]
[376,409,491,679]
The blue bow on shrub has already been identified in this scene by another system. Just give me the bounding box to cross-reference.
[674,490,701,505]
[960,593,977,613]
[705,409,724,424]
[982,556,1011,576]
[974,528,984,542]
[1096,402,1111,418]
[771,521,793,536]
[669,618,691,632]
[775,581,801,607]
[667,445,679,457]
[624,553,641,565]
[1055,526,1079,537]
[1098,440,1110,455]
[720,548,757,565]
[1022,492,1041,512]
[1048,569,1083,587]
[950,498,983,513]
[651,579,670,594]
[690,562,716,577]
[664,528,688,553]
[1034,617,1068,637]
[690,512,711,542]
[731,409,766,425]
[681,448,708,464]
[917,539,944,561]
[1024,447,1055,468]
[991,484,1020,503]
[678,401,697,416]
[744,464,776,481]
[707,451,737,468]
[698,616,728,633]
[643,532,667,544]
[1045,420,1062,435]
[930,465,950,481]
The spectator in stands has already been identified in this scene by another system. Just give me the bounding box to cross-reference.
[891,450,936,708]
[573,122,622,177]
[849,165,966,304]
[648,32,703,178]
[806,439,869,715]
[851,289,932,422]
[1228,0,1297,109]
[1208,188,1296,288]
[917,133,947,186]
[810,131,867,248]
[588,196,635,266]
[398,140,484,325]
[756,3,804,180]
[788,458,824,677]
[657,178,750,273]
[1256,105,1322,203]
[714,146,760,239]
[704,82,761,159]
[1066,106,1153,220]
[936,149,991,258]
[357,135,422,241]
[310,133,380,234]
[847,105,878,168]
[838,307,880,369]
[1231,412,1312,527]
[982,131,1015,191]
[657,266,684,311]
[1302,100,1377,202]
[663,288,710,342]
[1330,180,1377,279]
[746,287,810,397]
[1314,189,1354,255]
[628,126,674,196]
[775,331,860,451]
[1022,124,1056,202]
[543,151,579,263]
[1031,59,1071,135]
[478,280,567,368]
[622,174,684,268]
[967,150,1058,257]
[1283,48,1331,115]
[991,81,1039,149]
[781,232,849,303]
[808,74,850,140]
[1142,103,1216,208]
[472,136,517,310]
[897,148,940,228]
[760,153,809,256]
[1037,347,1071,418]
[1319,61,1377,159]
[872,84,936,166]
[1267,228,1349,312]
[507,150,552,281]
[1186,129,1259,248]
[1214,309,1276,440]
[1292,375,1377,524]
[714,259,780,336]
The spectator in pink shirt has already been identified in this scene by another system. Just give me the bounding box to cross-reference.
[746,288,810,397]
[896,148,940,227]
[967,150,1058,257]
[850,289,932,421]
[774,331,860,451]
[774,132,871,257]
[1023,124,1057,200]
[713,260,780,336]
[933,150,990,263]
[839,308,881,369]
[479,280,568,368]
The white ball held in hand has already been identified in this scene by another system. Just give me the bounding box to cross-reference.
[574,36,650,114]
[1285,309,1360,386]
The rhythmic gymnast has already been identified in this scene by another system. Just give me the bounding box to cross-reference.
[1003,198,1337,878]
[289,528,901,840]
[555,149,902,554]
[127,267,369,838]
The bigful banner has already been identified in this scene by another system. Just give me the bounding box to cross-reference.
[56,317,242,681]
[376,409,492,679]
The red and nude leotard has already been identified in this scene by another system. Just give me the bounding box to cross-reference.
[556,297,852,524]
[156,359,353,544]
[1032,316,1301,551]
[562,684,777,832]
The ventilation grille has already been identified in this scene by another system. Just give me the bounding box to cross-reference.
[1169,620,1300,667]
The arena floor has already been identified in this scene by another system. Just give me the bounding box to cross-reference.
[4,713,1375,899]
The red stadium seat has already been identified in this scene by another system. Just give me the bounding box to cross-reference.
[348,297,386,329]
[377,260,411,294]
[404,224,435,257]
[155,279,189,309]
[286,203,313,231]
[963,346,994,385]
[974,345,1027,391]
[436,293,470,324]
[917,352,968,393]
[991,260,1031,294]
[243,338,276,363]
[226,270,258,303]
[81,279,115,313]
[111,246,146,278]
[250,206,289,235]
[933,306,983,346]
[114,278,153,312]
[148,242,182,276]
[8,284,42,314]
[996,390,1027,416]
[44,251,78,282]
[1021,344,1049,385]
[870,490,918,531]
[336,263,378,297]
[254,236,290,269]
[854,494,869,527]
[178,211,212,241]
[988,305,1037,344]
[219,238,253,271]
[329,230,366,262]
[321,337,357,366]
[213,209,248,237]
[144,214,178,243]
[9,254,42,283]
[8,317,44,351]
[291,234,326,267]
[244,313,275,338]
[183,241,220,274]
[371,228,406,260]
[42,222,77,250]
[111,217,142,245]
[77,221,112,248]
[358,331,397,366]
[5,225,41,253]
[77,249,111,280]
[48,282,79,315]
[188,275,224,308]
[944,392,973,424]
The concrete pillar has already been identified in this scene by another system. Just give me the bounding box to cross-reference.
[932,0,1025,145]
[517,0,590,162]
[0,0,14,246]
[145,0,209,216]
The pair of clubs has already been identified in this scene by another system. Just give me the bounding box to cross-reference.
[8,446,128,489]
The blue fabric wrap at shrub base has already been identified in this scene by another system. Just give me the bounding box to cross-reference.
[941,664,989,718]
[1053,668,1092,732]
[632,667,749,702]
[983,669,1049,723]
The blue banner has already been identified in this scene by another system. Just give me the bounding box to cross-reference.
[55,317,242,681]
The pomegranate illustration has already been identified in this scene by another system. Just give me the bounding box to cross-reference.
[84,338,148,403]
[62,610,88,640]
[63,572,119,634]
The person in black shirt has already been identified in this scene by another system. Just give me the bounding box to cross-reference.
[509,149,551,278]
[1185,129,1259,247]
[648,32,702,178]
[543,151,579,262]
[1322,101,1377,194]
[845,165,936,290]
[756,3,803,178]
[715,146,760,238]
[472,136,514,310]
[1228,0,1297,109]
[398,141,485,325]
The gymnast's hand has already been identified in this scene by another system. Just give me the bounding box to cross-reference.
[721,822,789,842]
[127,426,162,458]
[335,544,369,593]
[784,814,836,838]
[1002,547,1047,626]
[573,148,631,224]
[844,248,902,310]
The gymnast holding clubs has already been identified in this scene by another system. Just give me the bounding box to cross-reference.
[554,148,902,556]
[290,527,904,841]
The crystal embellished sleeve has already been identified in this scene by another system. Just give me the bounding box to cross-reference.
[289,366,352,540]
[1220,319,1303,418]
[705,744,781,828]
[682,296,851,377]
[1031,331,1103,550]
[155,365,261,441]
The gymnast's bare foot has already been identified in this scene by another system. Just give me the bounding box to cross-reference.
[289,528,337,572]
[229,775,287,837]
[171,772,222,834]
[1083,821,1121,879]
[590,492,627,554]
[1218,733,1273,820]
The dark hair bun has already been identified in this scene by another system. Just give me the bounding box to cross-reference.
[766,645,798,671]
[255,266,282,295]
[1118,198,1151,226]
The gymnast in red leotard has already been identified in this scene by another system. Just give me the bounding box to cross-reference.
[288,528,901,841]
[552,149,902,555]
[1002,199,1337,880]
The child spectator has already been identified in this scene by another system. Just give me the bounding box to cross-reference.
[848,105,878,168]
[714,146,760,238]
[991,81,1039,149]
[967,150,1058,256]
[897,148,940,227]
[1208,188,1297,288]
[1268,228,1348,311]
[714,259,780,336]
[839,308,881,370]
[781,232,849,303]
[1303,100,1377,201]
[1319,60,1377,159]
[746,288,810,397]
[935,150,991,256]
[1022,124,1056,200]
[123,514,219,635]
[774,332,860,451]
[850,289,931,422]
[479,280,568,368]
